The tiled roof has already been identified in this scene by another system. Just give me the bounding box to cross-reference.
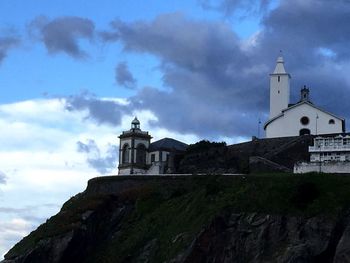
[149,138,188,152]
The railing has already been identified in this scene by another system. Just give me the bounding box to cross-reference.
[309,145,350,152]
[122,130,149,135]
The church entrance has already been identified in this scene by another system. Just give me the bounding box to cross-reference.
[299,128,311,136]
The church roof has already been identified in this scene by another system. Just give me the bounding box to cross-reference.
[264,101,345,130]
[149,138,188,152]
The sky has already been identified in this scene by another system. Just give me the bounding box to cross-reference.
[2,0,350,258]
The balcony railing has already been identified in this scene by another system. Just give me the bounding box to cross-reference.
[309,145,350,152]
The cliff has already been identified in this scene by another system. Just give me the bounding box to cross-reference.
[4,174,350,263]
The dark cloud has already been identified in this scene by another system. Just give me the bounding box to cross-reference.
[99,24,119,42]
[115,62,137,89]
[198,0,271,16]
[253,0,350,118]
[63,1,346,140]
[65,91,129,126]
[0,36,20,65]
[0,171,7,184]
[77,139,118,174]
[102,13,267,137]
[29,16,94,59]
[96,1,350,138]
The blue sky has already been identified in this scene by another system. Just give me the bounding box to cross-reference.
[2,0,350,258]
[0,0,264,103]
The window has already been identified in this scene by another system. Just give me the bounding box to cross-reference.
[329,119,335,124]
[278,76,280,82]
[122,144,130,164]
[151,153,155,163]
[300,116,310,125]
[136,144,147,165]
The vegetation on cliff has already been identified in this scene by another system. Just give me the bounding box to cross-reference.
[5,173,350,262]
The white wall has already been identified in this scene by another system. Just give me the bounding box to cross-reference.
[266,103,343,138]
[148,151,160,164]
[270,74,290,118]
[294,162,350,174]
[147,151,170,164]
[118,167,131,175]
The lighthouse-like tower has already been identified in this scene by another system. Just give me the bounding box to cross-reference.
[269,54,291,118]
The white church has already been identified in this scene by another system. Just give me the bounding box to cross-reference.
[117,55,349,175]
[264,55,345,138]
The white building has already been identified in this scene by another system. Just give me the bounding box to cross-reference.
[264,55,345,138]
[118,117,188,175]
[294,135,350,173]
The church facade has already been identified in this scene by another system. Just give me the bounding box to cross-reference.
[118,117,188,175]
[264,55,345,138]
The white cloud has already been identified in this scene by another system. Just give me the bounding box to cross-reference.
[0,218,33,259]
[0,98,199,259]
[0,98,116,258]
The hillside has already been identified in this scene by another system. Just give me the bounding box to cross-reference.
[4,174,350,263]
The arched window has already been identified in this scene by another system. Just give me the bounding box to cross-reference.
[122,144,130,164]
[329,119,335,124]
[299,129,311,136]
[136,144,147,165]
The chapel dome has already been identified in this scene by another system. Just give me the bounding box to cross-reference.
[132,117,140,125]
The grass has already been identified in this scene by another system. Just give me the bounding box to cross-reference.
[7,173,350,262]
[87,173,350,262]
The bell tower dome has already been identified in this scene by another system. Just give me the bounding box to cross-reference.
[269,53,291,119]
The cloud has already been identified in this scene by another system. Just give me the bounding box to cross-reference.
[101,13,266,137]
[198,0,272,16]
[29,16,95,59]
[0,36,20,65]
[0,98,119,258]
[252,0,350,117]
[65,91,130,126]
[0,98,199,259]
[97,2,350,137]
[0,171,6,184]
[77,139,118,174]
[0,218,33,257]
[115,62,137,89]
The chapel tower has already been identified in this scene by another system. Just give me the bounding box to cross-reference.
[118,117,152,175]
[269,54,291,118]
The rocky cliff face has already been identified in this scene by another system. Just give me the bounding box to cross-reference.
[4,175,350,263]
[184,212,350,263]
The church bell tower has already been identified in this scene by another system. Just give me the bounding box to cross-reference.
[269,54,291,119]
[118,117,152,175]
